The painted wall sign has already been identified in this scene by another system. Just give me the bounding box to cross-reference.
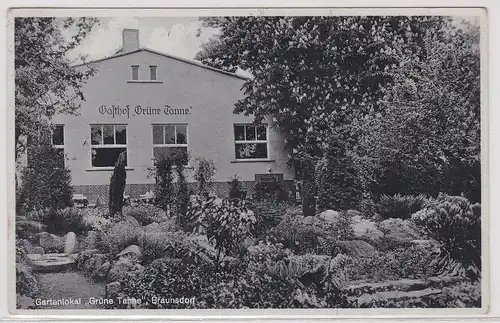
[98,105,192,118]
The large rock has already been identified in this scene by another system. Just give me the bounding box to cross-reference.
[38,232,64,253]
[378,218,423,247]
[27,253,75,273]
[350,215,384,243]
[318,210,341,223]
[117,245,142,260]
[338,240,376,258]
[64,232,77,254]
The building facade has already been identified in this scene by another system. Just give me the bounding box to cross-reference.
[50,29,295,203]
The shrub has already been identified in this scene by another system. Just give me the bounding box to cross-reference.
[99,218,141,256]
[253,181,288,202]
[16,245,39,299]
[17,144,73,212]
[411,194,481,280]
[188,195,256,261]
[376,193,428,220]
[193,157,216,195]
[139,230,215,264]
[82,209,112,231]
[228,175,246,199]
[109,151,127,216]
[270,209,354,255]
[270,214,339,255]
[122,205,168,226]
[38,207,92,235]
[175,162,190,230]
[120,256,353,309]
[249,201,294,239]
[344,245,438,281]
[315,147,364,211]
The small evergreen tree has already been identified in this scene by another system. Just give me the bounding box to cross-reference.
[193,157,216,195]
[108,152,127,215]
[228,175,246,199]
[154,155,175,212]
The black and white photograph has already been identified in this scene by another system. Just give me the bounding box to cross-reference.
[11,9,486,313]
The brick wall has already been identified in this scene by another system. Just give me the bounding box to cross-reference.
[73,180,295,204]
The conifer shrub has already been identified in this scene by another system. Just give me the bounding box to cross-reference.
[108,152,127,216]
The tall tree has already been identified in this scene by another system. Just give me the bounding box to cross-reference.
[196,16,450,214]
[353,20,481,201]
[15,17,98,161]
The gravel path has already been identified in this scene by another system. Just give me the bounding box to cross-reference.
[36,271,106,309]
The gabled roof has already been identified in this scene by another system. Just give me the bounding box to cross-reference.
[75,47,250,81]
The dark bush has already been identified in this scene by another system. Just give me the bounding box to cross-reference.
[17,144,73,212]
[412,194,481,280]
[376,193,428,220]
[188,195,256,261]
[37,207,92,235]
[120,256,353,309]
[253,181,288,202]
[270,212,350,255]
[315,137,364,211]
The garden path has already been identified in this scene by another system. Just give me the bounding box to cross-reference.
[37,271,106,309]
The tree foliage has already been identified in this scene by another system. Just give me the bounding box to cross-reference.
[197,16,481,206]
[15,17,98,160]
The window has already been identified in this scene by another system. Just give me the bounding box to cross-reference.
[131,65,139,80]
[51,124,65,167]
[90,124,127,167]
[149,66,157,80]
[152,124,188,165]
[234,124,268,159]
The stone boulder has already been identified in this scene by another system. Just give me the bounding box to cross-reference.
[337,240,376,258]
[38,232,64,253]
[117,245,142,260]
[20,239,35,254]
[378,218,423,247]
[27,253,75,273]
[64,232,77,254]
[350,215,384,243]
[318,210,341,224]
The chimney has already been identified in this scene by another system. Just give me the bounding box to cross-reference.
[122,29,139,52]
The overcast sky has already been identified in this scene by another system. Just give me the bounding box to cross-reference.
[67,17,218,63]
[66,16,479,65]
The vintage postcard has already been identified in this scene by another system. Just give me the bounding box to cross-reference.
[8,7,488,317]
